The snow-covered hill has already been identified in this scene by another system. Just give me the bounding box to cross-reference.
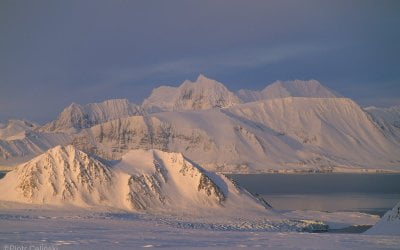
[41,99,144,132]
[366,201,400,235]
[71,97,400,173]
[0,145,270,215]
[237,79,340,102]
[142,74,241,112]
[365,106,400,144]
[0,145,114,206]
[0,119,39,141]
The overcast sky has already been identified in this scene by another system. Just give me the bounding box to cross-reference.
[1,0,399,123]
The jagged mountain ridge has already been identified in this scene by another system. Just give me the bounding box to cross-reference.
[0,145,269,214]
[142,74,242,112]
[1,76,399,173]
[0,145,114,205]
[41,99,144,132]
[71,97,400,172]
[237,79,340,102]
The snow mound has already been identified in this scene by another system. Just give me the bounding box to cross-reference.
[0,145,270,215]
[366,201,400,235]
[143,74,241,112]
[237,79,340,102]
[0,119,39,141]
[41,99,144,132]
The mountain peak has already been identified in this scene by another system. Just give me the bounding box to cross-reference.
[267,79,326,91]
[196,74,214,83]
[41,99,143,132]
[263,79,340,98]
[0,144,113,205]
[143,75,241,112]
[238,79,341,102]
[0,146,270,214]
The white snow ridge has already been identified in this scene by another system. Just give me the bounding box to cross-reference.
[0,145,269,215]
[0,145,114,206]
[0,119,39,141]
[237,79,340,102]
[1,76,399,173]
[366,201,400,236]
[142,74,242,112]
[41,99,144,132]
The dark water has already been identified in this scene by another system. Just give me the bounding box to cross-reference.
[229,173,400,216]
[0,172,6,179]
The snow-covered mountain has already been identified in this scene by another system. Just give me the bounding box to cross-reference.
[366,201,400,235]
[0,145,114,205]
[71,97,400,173]
[237,79,340,102]
[364,106,400,144]
[0,145,270,215]
[0,131,72,166]
[41,99,144,132]
[0,119,39,141]
[142,74,241,112]
[1,77,399,173]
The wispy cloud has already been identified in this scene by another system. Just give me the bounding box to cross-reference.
[84,42,337,94]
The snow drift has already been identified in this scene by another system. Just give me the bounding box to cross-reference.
[366,201,400,235]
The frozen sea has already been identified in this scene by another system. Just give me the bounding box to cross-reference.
[0,173,399,249]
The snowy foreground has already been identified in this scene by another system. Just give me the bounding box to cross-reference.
[0,146,398,249]
[0,203,399,250]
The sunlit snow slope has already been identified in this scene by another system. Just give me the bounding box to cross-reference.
[143,74,241,112]
[41,99,144,132]
[0,120,39,141]
[71,97,400,172]
[365,106,400,144]
[366,201,400,235]
[1,76,399,173]
[237,79,340,102]
[0,145,269,215]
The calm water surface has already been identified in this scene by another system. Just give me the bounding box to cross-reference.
[229,173,400,216]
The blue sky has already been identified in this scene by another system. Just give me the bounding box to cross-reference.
[1,0,399,123]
